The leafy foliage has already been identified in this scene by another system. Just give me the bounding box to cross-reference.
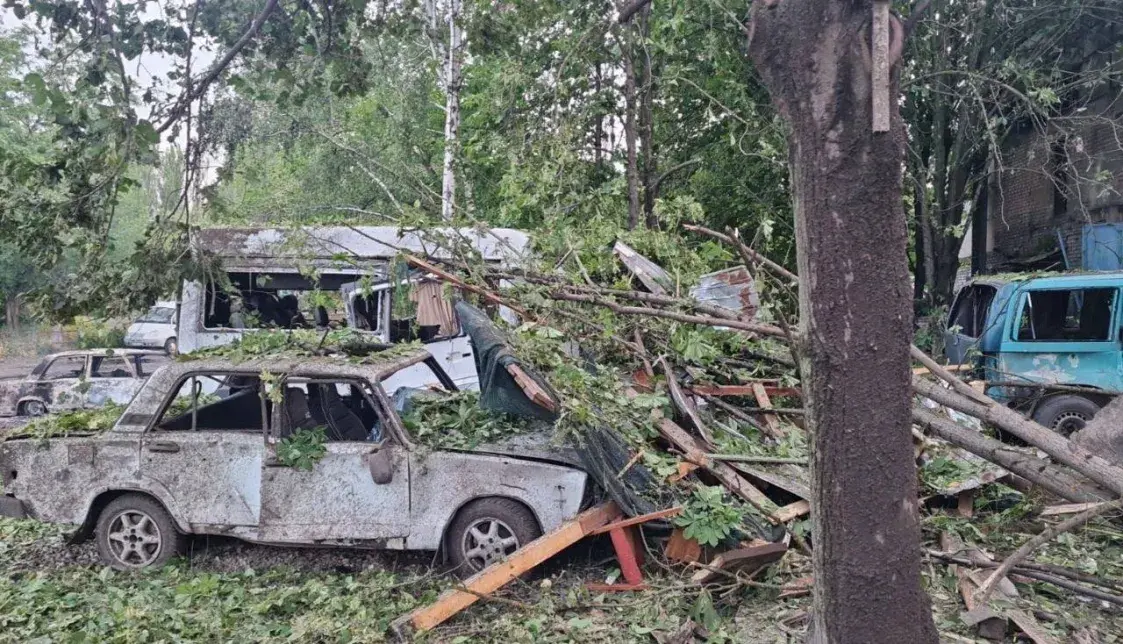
[5,403,125,442]
[402,390,533,450]
[275,426,327,471]
[674,485,745,548]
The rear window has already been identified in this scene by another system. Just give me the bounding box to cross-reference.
[1016,288,1117,341]
[948,284,998,338]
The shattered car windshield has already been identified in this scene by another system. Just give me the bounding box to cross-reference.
[138,307,176,324]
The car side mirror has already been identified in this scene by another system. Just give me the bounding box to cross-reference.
[367,446,394,485]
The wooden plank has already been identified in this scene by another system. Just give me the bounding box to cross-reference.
[773,500,810,523]
[1008,610,1060,644]
[1040,501,1107,517]
[613,240,671,294]
[665,528,703,563]
[729,463,811,500]
[690,542,788,584]
[658,418,778,517]
[505,363,558,412]
[396,501,619,633]
[590,506,682,535]
[663,357,715,445]
[402,254,529,317]
[871,1,891,132]
[751,382,783,437]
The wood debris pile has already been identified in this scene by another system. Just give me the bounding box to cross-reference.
[391,227,1123,641]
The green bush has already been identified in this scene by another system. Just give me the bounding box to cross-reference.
[71,316,126,349]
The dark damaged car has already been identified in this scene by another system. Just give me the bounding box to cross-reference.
[0,349,170,417]
[0,345,587,572]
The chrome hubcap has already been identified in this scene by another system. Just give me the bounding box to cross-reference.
[462,518,519,571]
[106,510,162,567]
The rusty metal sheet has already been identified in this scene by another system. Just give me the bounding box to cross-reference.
[690,266,759,320]
[613,241,672,294]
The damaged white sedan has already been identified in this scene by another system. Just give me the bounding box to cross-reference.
[0,349,169,417]
[0,346,587,572]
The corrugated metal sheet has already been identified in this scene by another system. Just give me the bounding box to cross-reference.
[690,267,759,319]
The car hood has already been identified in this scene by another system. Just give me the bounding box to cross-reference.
[470,428,583,469]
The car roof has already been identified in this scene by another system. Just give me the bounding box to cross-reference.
[156,347,432,382]
[964,270,1123,290]
[42,348,167,361]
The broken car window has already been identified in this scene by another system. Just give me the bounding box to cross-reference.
[154,373,266,432]
[280,378,385,442]
[135,354,171,376]
[43,356,86,380]
[91,356,133,378]
[1017,288,1117,341]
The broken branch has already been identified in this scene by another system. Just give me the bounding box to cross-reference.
[976,498,1123,605]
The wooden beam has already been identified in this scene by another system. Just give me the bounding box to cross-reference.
[505,363,558,412]
[690,542,788,584]
[688,384,802,398]
[773,500,811,523]
[589,506,682,535]
[392,501,619,634]
[402,253,530,317]
[751,382,783,437]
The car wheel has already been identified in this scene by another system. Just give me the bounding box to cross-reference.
[95,494,184,570]
[1032,394,1101,437]
[20,400,47,417]
[446,498,541,575]
[164,337,178,355]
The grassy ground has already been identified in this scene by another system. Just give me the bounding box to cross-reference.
[2,507,1121,643]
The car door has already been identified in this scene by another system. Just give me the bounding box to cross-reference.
[1000,286,1123,390]
[433,335,478,390]
[87,354,144,407]
[257,377,410,543]
[139,372,264,527]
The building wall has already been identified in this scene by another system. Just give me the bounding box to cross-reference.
[986,96,1123,271]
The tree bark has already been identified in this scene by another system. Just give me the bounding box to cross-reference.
[912,376,1123,496]
[911,406,1108,503]
[637,5,658,229]
[620,28,642,231]
[748,2,938,642]
[440,0,463,221]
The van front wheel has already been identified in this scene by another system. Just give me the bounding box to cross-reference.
[1032,395,1100,437]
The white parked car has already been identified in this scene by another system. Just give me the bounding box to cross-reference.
[124,302,178,354]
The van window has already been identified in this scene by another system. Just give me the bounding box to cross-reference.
[204,272,352,330]
[948,284,998,338]
[1016,288,1117,341]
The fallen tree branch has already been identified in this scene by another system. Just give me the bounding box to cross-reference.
[707,454,808,465]
[976,498,1123,604]
[683,224,798,285]
[913,376,1123,496]
[911,406,1107,503]
[927,550,1123,594]
[546,291,786,338]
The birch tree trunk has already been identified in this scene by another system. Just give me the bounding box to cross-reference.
[440,0,463,221]
[748,2,938,641]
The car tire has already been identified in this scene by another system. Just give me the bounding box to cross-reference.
[95,494,184,570]
[164,337,178,355]
[19,400,47,417]
[446,498,541,575]
[1032,394,1101,437]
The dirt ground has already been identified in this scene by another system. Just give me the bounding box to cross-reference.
[0,356,38,380]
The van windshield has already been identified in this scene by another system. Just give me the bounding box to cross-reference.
[138,307,176,324]
[948,284,998,338]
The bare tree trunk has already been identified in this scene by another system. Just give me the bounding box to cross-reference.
[748,2,938,642]
[637,6,658,229]
[440,0,463,221]
[618,28,641,231]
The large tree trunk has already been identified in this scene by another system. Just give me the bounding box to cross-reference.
[439,0,463,221]
[748,2,938,642]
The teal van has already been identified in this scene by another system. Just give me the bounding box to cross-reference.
[944,272,1123,434]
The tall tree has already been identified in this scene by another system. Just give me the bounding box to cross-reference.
[747,1,938,641]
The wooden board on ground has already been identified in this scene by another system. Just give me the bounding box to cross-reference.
[1040,501,1108,517]
[391,502,619,636]
[773,500,810,523]
[690,542,788,584]
[665,528,704,563]
[613,240,672,294]
[730,462,811,501]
